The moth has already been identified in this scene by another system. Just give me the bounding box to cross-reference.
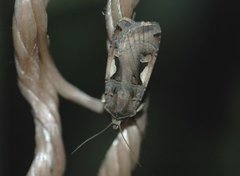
[102,18,161,128]
[72,18,161,154]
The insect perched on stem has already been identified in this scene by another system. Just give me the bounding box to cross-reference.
[102,18,161,129]
[72,18,161,155]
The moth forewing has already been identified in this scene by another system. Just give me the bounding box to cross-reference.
[138,23,161,88]
[103,18,161,122]
[105,45,116,80]
[105,55,117,79]
[141,54,157,88]
[140,64,149,84]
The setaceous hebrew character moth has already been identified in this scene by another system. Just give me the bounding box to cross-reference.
[102,18,161,127]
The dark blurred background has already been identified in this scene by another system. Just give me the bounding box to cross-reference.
[1,0,240,175]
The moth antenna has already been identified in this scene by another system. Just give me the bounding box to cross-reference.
[71,122,113,154]
[119,125,142,167]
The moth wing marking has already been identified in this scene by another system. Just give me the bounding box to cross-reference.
[109,57,117,78]
[105,50,115,80]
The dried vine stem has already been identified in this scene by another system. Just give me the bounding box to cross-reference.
[98,104,147,176]
[12,0,103,175]
[13,0,148,175]
[13,1,65,175]
[105,0,140,39]
[98,0,147,175]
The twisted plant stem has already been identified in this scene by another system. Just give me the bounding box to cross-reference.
[98,0,147,175]
[98,105,147,176]
[13,0,103,175]
[13,0,65,175]
[13,0,147,175]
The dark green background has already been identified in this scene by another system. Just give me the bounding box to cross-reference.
[1,0,240,175]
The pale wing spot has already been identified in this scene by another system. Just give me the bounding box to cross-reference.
[140,66,149,84]
[109,58,117,77]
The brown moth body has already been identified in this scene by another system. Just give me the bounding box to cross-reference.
[103,18,161,126]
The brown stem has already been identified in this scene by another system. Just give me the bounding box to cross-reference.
[12,0,103,175]
[98,0,148,175]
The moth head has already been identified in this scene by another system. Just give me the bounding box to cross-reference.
[111,118,121,129]
[103,80,144,121]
